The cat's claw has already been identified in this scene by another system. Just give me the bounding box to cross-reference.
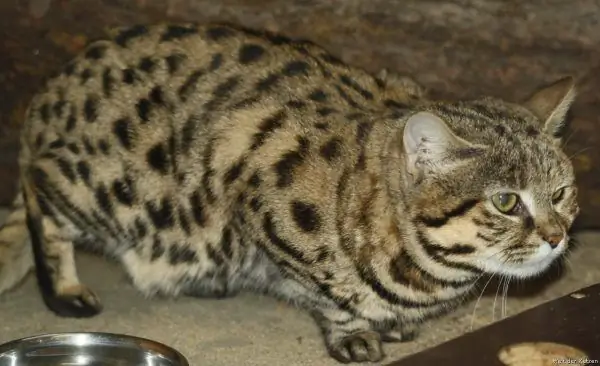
[327,330,384,364]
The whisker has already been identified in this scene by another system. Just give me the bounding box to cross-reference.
[469,273,495,331]
[567,146,592,161]
[561,127,579,150]
[492,275,504,322]
[501,277,510,319]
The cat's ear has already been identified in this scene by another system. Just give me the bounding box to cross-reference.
[523,76,576,138]
[403,111,481,175]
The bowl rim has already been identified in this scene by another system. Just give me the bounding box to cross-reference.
[0,331,189,365]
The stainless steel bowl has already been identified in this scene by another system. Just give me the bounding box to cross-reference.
[0,332,189,366]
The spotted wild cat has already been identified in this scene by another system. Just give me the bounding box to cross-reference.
[0,23,579,363]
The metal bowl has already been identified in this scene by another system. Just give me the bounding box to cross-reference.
[0,332,189,366]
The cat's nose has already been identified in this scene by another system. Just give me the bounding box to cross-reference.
[542,233,563,248]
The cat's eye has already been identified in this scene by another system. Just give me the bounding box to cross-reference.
[491,193,520,214]
[552,187,566,204]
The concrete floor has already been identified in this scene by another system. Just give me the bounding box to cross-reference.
[1,208,599,365]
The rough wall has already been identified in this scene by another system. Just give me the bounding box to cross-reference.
[1,0,599,228]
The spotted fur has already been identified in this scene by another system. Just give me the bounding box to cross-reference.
[0,23,578,363]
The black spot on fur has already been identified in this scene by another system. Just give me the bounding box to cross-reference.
[178,69,205,101]
[98,139,110,155]
[66,143,80,154]
[526,125,540,137]
[335,85,360,108]
[161,24,197,41]
[282,60,310,76]
[309,89,327,102]
[83,137,96,155]
[320,137,343,162]
[115,25,149,47]
[112,176,135,206]
[151,236,165,261]
[84,97,99,122]
[384,99,409,110]
[251,111,286,150]
[256,73,281,92]
[146,198,175,229]
[190,191,206,226]
[178,208,191,235]
[149,86,166,106]
[80,69,93,84]
[113,117,134,150]
[52,100,66,118]
[314,122,329,130]
[48,138,66,150]
[122,68,137,84]
[209,53,223,71]
[138,57,157,73]
[147,143,169,174]
[274,136,309,188]
[65,108,77,132]
[223,160,245,186]
[248,172,261,187]
[165,53,186,74]
[102,68,115,97]
[134,218,147,239]
[286,100,306,109]
[76,161,91,185]
[316,107,336,116]
[56,157,76,183]
[180,114,199,151]
[221,228,233,259]
[85,44,107,60]
[291,201,322,232]
[206,26,235,40]
[136,98,151,122]
[169,244,198,264]
[95,184,113,215]
[339,75,374,100]
[239,44,265,64]
[39,103,51,124]
[250,197,262,212]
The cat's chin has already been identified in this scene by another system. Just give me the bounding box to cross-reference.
[479,240,567,280]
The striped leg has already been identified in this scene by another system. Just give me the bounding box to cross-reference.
[22,172,103,318]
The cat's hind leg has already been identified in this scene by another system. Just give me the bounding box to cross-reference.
[22,168,102,318]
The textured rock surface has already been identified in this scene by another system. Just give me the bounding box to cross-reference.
[0,0,599,230]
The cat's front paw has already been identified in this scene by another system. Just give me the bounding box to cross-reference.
[44,284,103,318]
[327,330,384,364]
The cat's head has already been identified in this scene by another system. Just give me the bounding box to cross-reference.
[399,77,579,280]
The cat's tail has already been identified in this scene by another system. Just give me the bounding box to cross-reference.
[0,187,34,295]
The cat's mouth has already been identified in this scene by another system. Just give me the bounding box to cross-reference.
[477,239,567,279]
